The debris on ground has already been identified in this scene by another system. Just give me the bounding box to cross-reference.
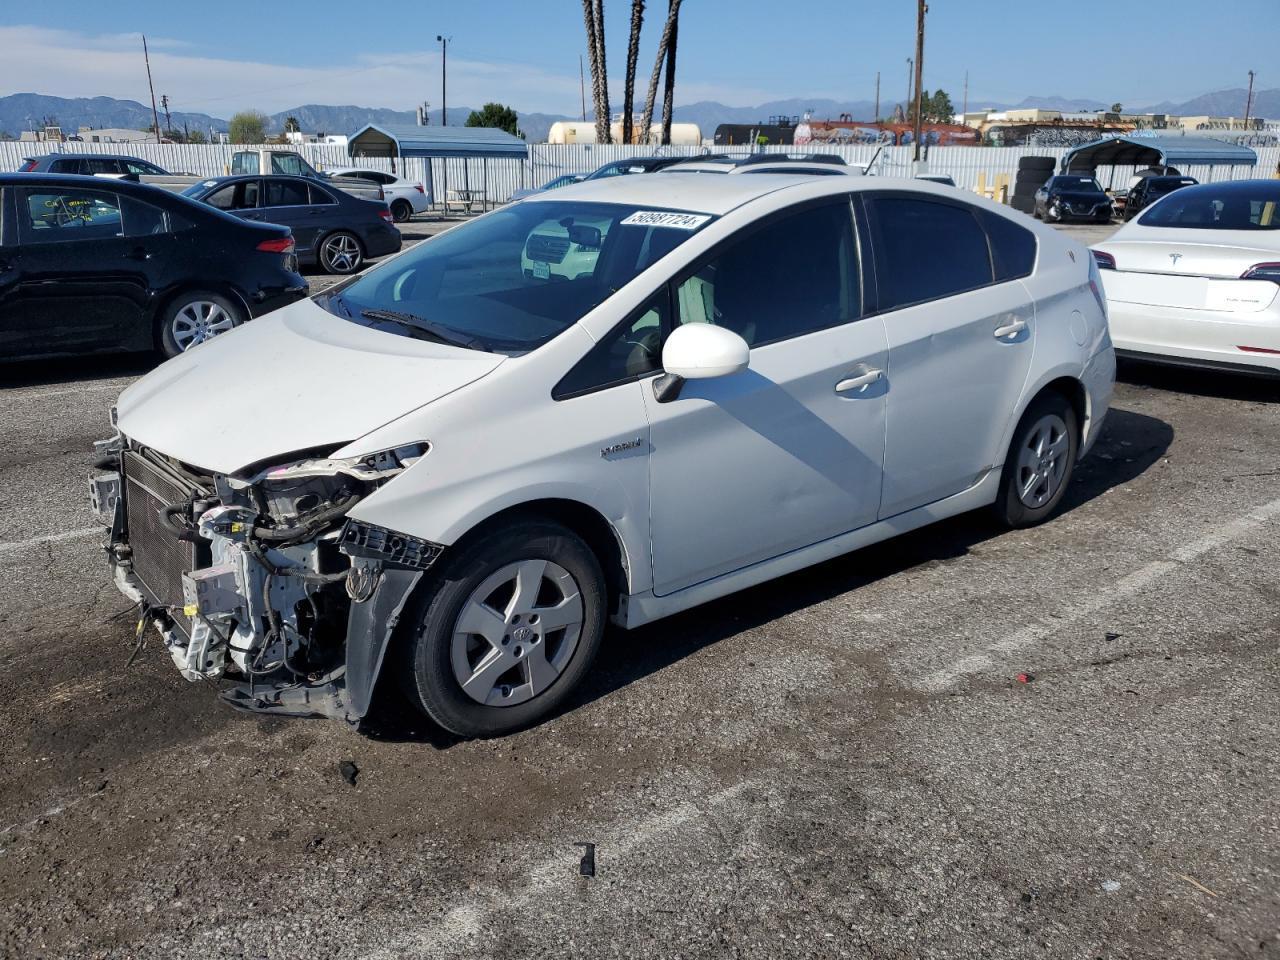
[1016,673,1035,684]
[576,842,596,877]
[338,760,359,786]
[1105,632,1122,642]
[1101,880,1121,892]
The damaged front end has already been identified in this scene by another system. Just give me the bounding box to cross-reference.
[90,435,440,725]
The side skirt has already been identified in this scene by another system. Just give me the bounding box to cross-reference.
[618,470,1001,629]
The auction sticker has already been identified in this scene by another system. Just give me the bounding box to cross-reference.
[620,211,711,229]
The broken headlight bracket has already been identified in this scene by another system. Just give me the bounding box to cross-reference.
[339,519,443,596]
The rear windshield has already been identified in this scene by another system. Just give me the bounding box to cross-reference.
[1139,184,1280,230]
[325,200,716,354]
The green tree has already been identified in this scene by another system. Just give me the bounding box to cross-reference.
[228,110,269,144]
[1110,102,1123,114]
[283,115,301,133]
[910,89,956,124]
[465,102,523,138]
[186,129,207,144]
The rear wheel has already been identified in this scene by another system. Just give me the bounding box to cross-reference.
[319,231,364,274]
[390,199,413,223]
[158,291,243,357]
[403,520,607,738]
[995,393,1079,528]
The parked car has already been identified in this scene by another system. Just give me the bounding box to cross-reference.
[1092,178,1280,377]
[1122,175,1198,221]
[915,174,957,187]
[1033,175,1113,223]
[326,166,432,222]
[667,154,853,176]
[0,173,306,360]
[583,155,691,179]
[509,173,588,202]
[182,174,401,274]
[18,153,170,176]
[92,174,1114,738]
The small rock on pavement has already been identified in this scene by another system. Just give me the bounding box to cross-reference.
[338,760,359,786]
[1102,880,1121,892]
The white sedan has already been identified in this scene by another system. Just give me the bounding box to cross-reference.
[1093,178,1280,376]
[326,166,432,222]
[93,174,1114,738]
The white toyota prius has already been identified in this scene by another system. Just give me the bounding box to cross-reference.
[1093,178,1280,377]
[90,173,1115,737]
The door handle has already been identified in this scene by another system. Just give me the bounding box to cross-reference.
[123,247,151,262]
[993,319,1028,339]
[835,368,884,393]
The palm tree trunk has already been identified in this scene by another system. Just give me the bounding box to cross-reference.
[592,0,611,143]
[622,0,645,144]
[660,0,681,144]
[641,0,680,144]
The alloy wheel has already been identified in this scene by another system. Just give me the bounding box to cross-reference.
[169,300,236,351]
[322,233,362,273]
[1015,413,1070,509]
[450,559,584,707]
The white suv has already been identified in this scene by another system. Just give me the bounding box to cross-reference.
[91,174,1115,737]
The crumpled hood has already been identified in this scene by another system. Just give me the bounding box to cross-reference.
[115,298,504,474]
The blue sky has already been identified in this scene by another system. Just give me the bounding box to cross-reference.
[0,1,1271,116]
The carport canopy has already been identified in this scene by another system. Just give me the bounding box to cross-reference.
[347,123,528,160]
[1062,135,1256,173]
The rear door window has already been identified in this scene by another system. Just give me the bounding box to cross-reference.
[866,196,994,310]
[19,188,124,243]
[205,181,260,210]
[265,179,310,207]
[81,157,123,175]
[977,209,1037,281]
[49,158,84,175]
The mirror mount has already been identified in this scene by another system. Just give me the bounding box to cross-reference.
[652,373,686,404]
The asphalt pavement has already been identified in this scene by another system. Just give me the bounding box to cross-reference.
[0,220,1277,960]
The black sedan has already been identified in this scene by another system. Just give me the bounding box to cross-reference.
[1123,175,1198,221]
[182,175,402,274]
[1033,175,1114,223]
[0,173,308,360]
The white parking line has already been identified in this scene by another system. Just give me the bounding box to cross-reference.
[920,495,1280,692]
[0,527,101,555]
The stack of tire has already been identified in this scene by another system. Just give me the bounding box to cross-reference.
[1011,156,1055,215]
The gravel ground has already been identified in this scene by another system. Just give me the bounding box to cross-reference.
[1,221,1278,960]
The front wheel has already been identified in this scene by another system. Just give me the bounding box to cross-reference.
[994,394,1079,528]
[319,231,364,274]
[158,291,243,357]
[403,520,607,738]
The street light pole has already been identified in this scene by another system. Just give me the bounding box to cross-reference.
[912,0,927,162]
[436,35,451,126]
[1244,69,1256,128]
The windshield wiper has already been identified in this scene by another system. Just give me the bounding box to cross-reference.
[359,308,486,350]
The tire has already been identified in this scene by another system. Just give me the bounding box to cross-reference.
[157,290,243,358]
[1010,196,1036,214]
[1018,155,1056,172]
[1016,170,1052,188]
[994,393,1079,528]
[318,231,365,274]
[403,520,607,738]
[390,199,413,223]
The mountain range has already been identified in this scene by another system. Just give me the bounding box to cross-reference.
[2,88,1276,145]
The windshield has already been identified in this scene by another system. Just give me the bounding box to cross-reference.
[327,200,716,353]
[1139,184,1280,230]
[1051,177,1102,192]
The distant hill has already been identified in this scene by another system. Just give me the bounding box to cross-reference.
[2,88,1275,145]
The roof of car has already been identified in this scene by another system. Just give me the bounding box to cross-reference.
[31,153,151,162]
[524,170,957,216]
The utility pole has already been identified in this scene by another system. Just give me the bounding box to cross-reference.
[142,35,161,144]
[580,54,588,122]
[436,35,450,125]
[963,70,969,117]
[1244,69,1256,128]
[874,71,880,121]
[912,0,927,162]
[160,94,172,138]
[906,58,913,121]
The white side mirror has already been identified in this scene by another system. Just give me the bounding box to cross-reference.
[661,323,749,380]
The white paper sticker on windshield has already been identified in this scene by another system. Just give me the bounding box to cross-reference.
[620,211,711,230]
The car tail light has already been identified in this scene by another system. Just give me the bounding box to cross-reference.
[256,236,296,254]
[379,209,394,223]
[19,159,37,172]
[415,184,425,194]
[1240,262,1280,282]
[1091,250,1116,270]
[1087,256,1109,321]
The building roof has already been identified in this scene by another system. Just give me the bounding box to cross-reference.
[1062,135,1257,171]
[347,123,528,159]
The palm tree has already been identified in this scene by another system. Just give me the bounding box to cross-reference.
[622,0,645,144]
[660,1,679,143]
[581,0,611,143]
[640,0,681,145]
[284,115,301,134]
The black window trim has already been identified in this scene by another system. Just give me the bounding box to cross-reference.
[861,189,1037,317]
[553,192,871,401]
